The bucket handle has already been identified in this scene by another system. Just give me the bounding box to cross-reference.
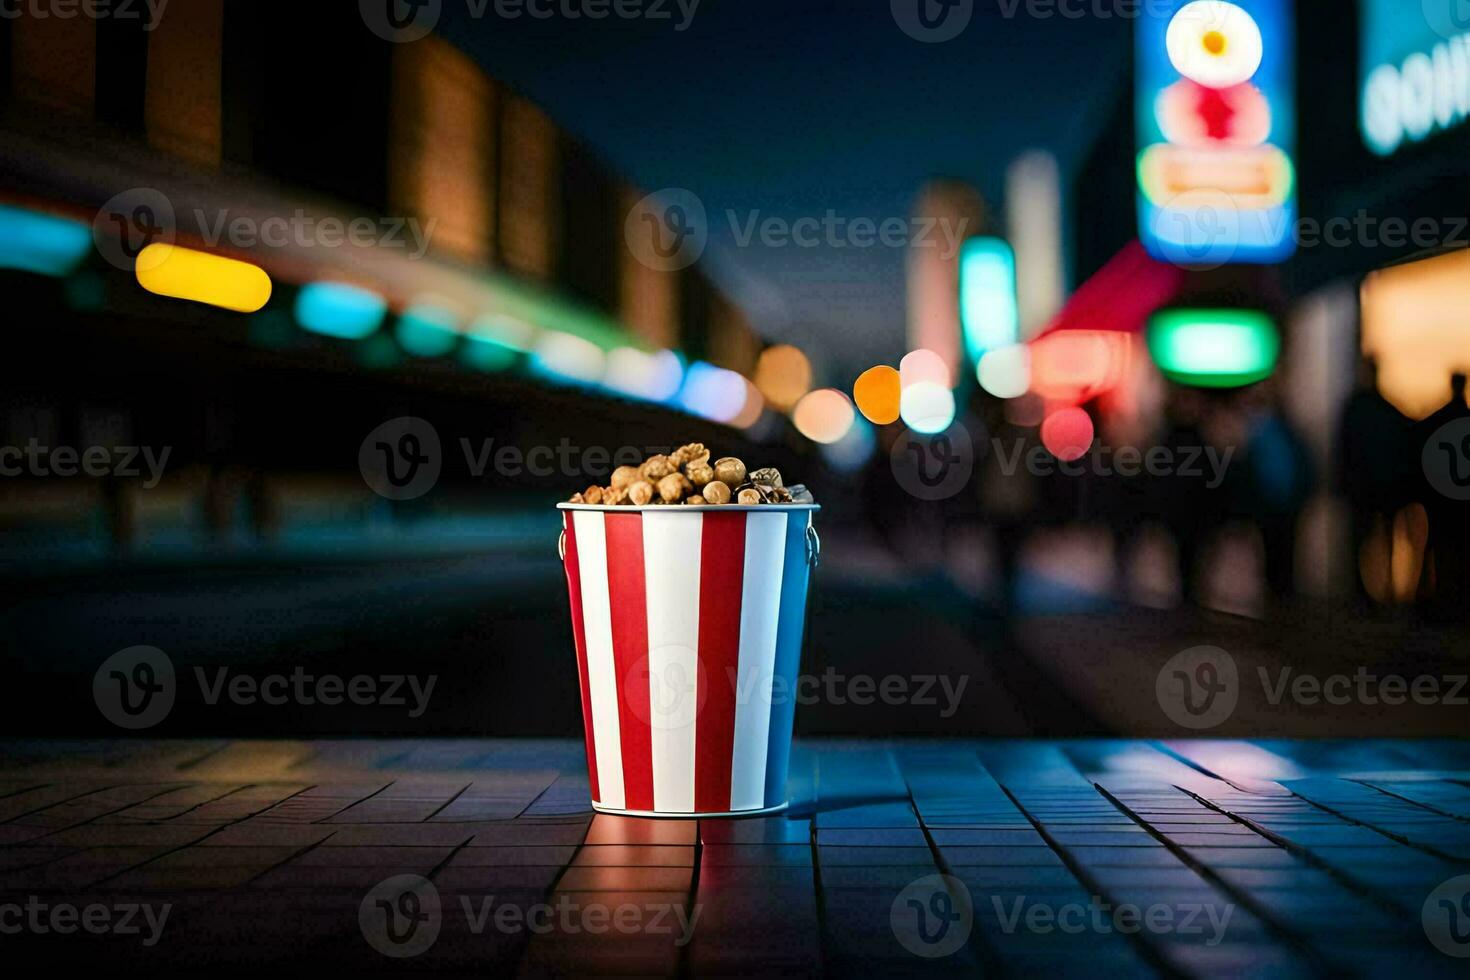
[560,522,820,567]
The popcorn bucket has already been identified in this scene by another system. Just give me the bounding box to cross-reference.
[557,502,820,818]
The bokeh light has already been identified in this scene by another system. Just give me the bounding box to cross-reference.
[793,388,856,444]
[819,416,876,472]
[295,282,387,339]
[531,330,606,386]
[729,378,766,430]
[977,345,1031,399]
[853,365,901,424]
[678,361,748,423]
[135,244,273,313]
[900,348,950,390]
[899,381,957,435]
[603,347,684,402]
[1040,406,1095,461]
[753,344,813,412]
[395,301,462,357]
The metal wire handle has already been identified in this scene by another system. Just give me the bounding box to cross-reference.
[561,521,818,566]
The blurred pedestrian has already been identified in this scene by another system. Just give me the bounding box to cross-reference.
[1415,372,1470,619]
[1335,358,1411,604]
[1240,381,1316,602]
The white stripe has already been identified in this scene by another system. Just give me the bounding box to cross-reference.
[573,511,623,809]
[729,512,787,810]
[641,511,702,812]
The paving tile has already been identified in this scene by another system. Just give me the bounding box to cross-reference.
[582,814,698,845]
[570,845,695,867]
[556,866,693,892]
[699,843,812,866]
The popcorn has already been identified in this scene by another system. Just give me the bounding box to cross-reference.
[566,447,812,506]
[713,457,747,488]
[639,455,675,481]
[686,460,716,489]
[657,472,692,504]
[671,443,709,468]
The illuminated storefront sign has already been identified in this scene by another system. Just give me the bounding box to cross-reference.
[1136,0,1296,264]
[1360,0,1470,156]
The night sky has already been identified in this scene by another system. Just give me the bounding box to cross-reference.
[439,0,1133,380]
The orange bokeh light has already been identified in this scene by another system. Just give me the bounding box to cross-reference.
[853,365,901,425]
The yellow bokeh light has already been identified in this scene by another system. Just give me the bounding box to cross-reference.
[135,244,272,313]
[792,388,855,445]
[853,365,901,424]
[753,344,813,412]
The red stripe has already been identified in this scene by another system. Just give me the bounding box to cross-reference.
[561,513,599,803]
[695,511,746,812]
[604,511,655,811]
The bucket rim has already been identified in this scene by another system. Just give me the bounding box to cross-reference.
[557,502,820,512]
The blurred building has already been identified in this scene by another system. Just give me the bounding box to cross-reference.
[0,3,765,556]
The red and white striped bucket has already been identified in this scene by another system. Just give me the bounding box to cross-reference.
[557,502,819,818]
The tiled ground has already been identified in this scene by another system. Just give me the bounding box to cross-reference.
[0,739,1467,977]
